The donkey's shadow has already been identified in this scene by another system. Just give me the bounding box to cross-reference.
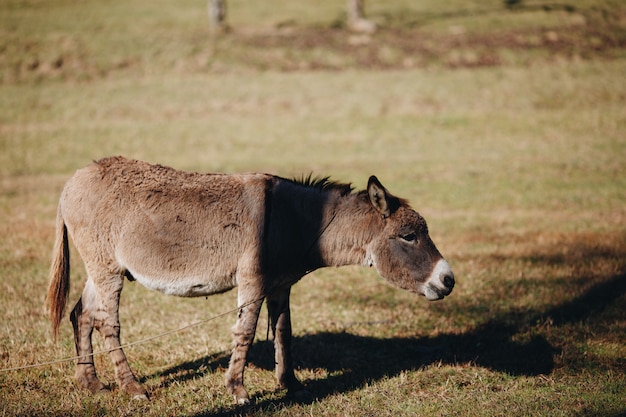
[150,271,625,416]
[148,322,555,417]
[153,319,555,395]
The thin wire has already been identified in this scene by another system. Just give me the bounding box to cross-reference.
[0,298,263,373]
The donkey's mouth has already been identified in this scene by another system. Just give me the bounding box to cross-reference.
[421,259,455,301]
[422,281,454,301]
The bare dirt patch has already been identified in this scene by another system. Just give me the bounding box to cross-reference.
[236,23,626,71]
[3,10,625,83]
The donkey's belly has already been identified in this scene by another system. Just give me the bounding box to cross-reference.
[128,269,237,297]
[116,237,241,297]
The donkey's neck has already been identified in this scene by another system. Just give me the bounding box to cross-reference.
[268,179,380,277]
[314,191,380,268]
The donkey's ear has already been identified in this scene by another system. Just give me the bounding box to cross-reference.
[367,175,392,218]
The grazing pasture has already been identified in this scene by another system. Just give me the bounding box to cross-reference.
[1,0,625,415]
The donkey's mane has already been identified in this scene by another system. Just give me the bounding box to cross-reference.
[290,174,354,196]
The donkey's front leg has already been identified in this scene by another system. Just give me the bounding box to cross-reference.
[225,295,263,404]
[267,288,305,394]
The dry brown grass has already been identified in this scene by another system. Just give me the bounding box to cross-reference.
[1,1,625,415]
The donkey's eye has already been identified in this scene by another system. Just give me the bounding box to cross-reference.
[400,233,418,243]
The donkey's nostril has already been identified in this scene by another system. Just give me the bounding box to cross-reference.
[441,273,455,289]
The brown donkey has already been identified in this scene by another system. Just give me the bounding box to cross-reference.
[47,156,454,404]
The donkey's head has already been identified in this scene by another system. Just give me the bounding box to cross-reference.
[365,176,454,301]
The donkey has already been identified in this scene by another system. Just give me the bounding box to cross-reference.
[47,156,454,404]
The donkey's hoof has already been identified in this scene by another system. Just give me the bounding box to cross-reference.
[229,384,251,405]
[234,395,250,405]
[282,378,307,399]
[288,388,312,402]
[93,386,110,395]
[123,381,149,400]
[90,386,110,397]
[233,390,251,405]
[77,375,108,395]
[89,383,109,394]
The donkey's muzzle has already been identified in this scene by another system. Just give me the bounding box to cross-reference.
[422,259,454,301]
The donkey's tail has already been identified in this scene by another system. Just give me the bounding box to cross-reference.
[46,204,70,340]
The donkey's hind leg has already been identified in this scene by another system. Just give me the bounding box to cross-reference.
[90,272,149,400]
[70,280,107,394]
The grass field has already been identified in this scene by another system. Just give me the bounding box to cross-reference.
[1,1,625,416]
